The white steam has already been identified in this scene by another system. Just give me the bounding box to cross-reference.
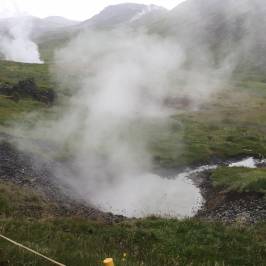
[0,16,43,64]
[14,28,234,218]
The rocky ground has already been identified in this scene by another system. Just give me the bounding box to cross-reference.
[195,171,266,224]
[0,79,55,104]
[0,140,124,223]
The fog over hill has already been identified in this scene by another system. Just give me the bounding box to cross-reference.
[34,0,266,75]
[151,0,266,73]
[2,0,266,72]
[0,15,80,37]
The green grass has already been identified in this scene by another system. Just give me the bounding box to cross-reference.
[0,181,264,266]
[150,83,266,168]
[0,60,54,91]
[0,96,46,126]
[0,218,265,266]
[0,183,54,218]
[211,167,266,194]
[0,60,265,168]
[0,61,53,126]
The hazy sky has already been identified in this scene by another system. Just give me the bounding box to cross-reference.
[0,0,185,20]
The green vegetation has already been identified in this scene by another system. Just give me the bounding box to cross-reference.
[0,96,45,125]
[0,58,265,266]
[0,60,53,91]
[0,183,54,218]
[211,167,266,194]
[1,217,265,266]
[0,61,53,126]
[151,82,266,168]
[0,176,264,266]
[0,60,265,168]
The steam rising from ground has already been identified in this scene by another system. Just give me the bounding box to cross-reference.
[0,16,43,63]
[15,29,234,217]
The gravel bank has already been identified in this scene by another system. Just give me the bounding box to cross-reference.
[196,171,266,224]
[0,141,124,223]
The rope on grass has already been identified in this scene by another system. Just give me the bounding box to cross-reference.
[0,233,66,266]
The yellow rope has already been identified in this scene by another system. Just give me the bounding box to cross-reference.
[0,234,66,266]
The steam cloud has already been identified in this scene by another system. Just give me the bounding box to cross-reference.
[14,28,235,218]
[0,16,43,64]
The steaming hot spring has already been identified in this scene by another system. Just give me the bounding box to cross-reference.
[92,171,203,218]
[85,157,264,218]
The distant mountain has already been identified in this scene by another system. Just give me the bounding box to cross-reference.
[5,0,265,74]
[0,16,80,38]
[42,16,79,27]
[36,3,167,61]
[80,3,166,29]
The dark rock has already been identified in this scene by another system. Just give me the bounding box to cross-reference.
[0,79,56,104]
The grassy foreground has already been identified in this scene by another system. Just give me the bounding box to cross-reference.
[0,183,265,266]
[1,218,266,266]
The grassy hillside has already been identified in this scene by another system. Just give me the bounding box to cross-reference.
[151,80,266,167]
[0,60,53,90]
[0,61,53,126]
[0,61,265,167]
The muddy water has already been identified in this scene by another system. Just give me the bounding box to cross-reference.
[96,165,218,218]
[97,157,265,218]
[96,172,203,218]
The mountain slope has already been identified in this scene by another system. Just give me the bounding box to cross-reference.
[81,3,146,28]
[81,3,166,29]
[36,3,167,61]
[10,0,266,72]
[150,0,266,73]
[80,3,166,29]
